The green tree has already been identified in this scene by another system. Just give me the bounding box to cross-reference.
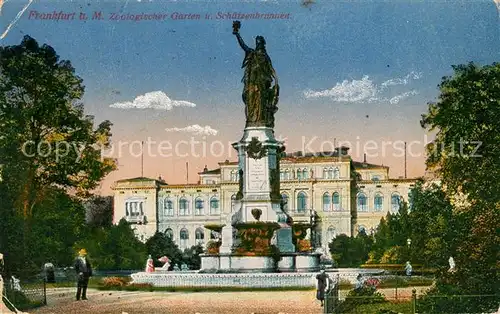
[145,232,183,269]
[84,195,113,228]
[419,62,500,312]
[0,35,116,274]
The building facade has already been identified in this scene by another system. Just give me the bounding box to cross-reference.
[112,152,416,252]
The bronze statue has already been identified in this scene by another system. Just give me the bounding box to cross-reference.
[233,21,279,128]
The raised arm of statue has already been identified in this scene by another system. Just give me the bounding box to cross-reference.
[234,32,251,53]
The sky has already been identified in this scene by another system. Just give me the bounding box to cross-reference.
[0,0,499,195]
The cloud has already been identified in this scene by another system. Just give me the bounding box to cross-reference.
[109,91,196,110]
[165,124,218,136]
[381,71,422,89]
[303,75,378,103]
[304,71,422,104]
[389,90,418,104]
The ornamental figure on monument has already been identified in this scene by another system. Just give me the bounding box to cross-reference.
[233,20,280,128]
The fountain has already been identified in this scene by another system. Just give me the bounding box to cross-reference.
[130,21,381,287]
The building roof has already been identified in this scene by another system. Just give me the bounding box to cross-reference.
[115,177,158,183]
[352,161,389,169]
[198,166,222,175]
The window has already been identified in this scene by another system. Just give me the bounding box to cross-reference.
[327,226,336,242]
[358,225,367,235]
[280,171,284,180]
[297,192,307,213]
[125,199,144,217]
[333,167,340,179]
[195,197,204,215]
[231,194,236,210]
[374,193,383,211]
[165,228,174,239]
[332,192,340,210]
[179,198,189,216]
[195,228,204,244]
[302,169,308,179]
[179,228,189,249]
[391,193,401,212]
[297,169,302,180]
[230,170,236,182]
[323,168,328,179]
[164,198,174,216]
[285,169,290,180]
[322,192,331,211]
[357,193,368,211]
[210,197,220,215]
[372,175,381,181]
[281,193,289,210]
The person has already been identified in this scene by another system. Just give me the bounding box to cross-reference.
[315,267,330,307]
[74,248,92,301]
[145,254,154,273]
[448,256,456,273]
[405,261,413,277]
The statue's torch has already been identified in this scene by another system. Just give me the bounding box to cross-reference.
[232,20,241,34]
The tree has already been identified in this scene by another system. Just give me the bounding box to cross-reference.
[0,35,116,218]
[0,35,116,274]
[145,232,183,269]
[85,196,113,228]
[329,234,372,267]
[419,62,500,312]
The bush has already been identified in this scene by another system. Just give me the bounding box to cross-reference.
[100,276,130,288]
[338,286,386,313]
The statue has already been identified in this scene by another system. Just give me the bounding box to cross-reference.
[233,20,280,128]
[405,261,413,276]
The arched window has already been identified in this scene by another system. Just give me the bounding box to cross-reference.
[230,170,236,182]
[165,228,174,239]
[357,193,367,212]
[327,226,336,243]
[332,192,340,210]
[374,193,383,211]
[164,198,174,216]
[372,175,381,181]
[391,193,401,212]
[281,193,289,210]
[323,168,328,179]
[297,169,303,180]
[195,197,204,216]
[179,228,189,248]
[210,197,219,215]
[322,192,331,211]
[297,192,307,212]
[179,198,188,216]
[328,168,334,179]
[333,167,340,179]
[195,228,204,244]
[358,225,367,235]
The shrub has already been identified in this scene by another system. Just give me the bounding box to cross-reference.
[338,286,386,313]
[100,276,129,288]
[206,240,221,254]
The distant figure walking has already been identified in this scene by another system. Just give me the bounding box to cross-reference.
[316,268,330,307]
[74,248,92,301]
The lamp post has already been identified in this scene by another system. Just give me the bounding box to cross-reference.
[310,209,317,250]
[407,238,412,262]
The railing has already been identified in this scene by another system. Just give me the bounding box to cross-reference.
[2,275,47,311]
[125,215,146,224]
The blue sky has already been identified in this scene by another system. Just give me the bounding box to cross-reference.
[0,0,498,193]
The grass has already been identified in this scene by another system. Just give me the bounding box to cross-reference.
[346,301,414,314]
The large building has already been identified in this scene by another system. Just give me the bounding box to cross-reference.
[112,150,417,252]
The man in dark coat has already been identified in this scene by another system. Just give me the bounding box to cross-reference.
[74,249,92,301]
[316,268,330,307]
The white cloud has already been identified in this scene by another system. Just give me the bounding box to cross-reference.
[303,75,378,103]
[304,71,422,104]
[165,124,218,136]
[109,91,196,110]
[381,71,422,89]
[389,90,418,104]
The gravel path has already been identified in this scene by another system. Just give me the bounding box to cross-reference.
[31,289,323,314]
